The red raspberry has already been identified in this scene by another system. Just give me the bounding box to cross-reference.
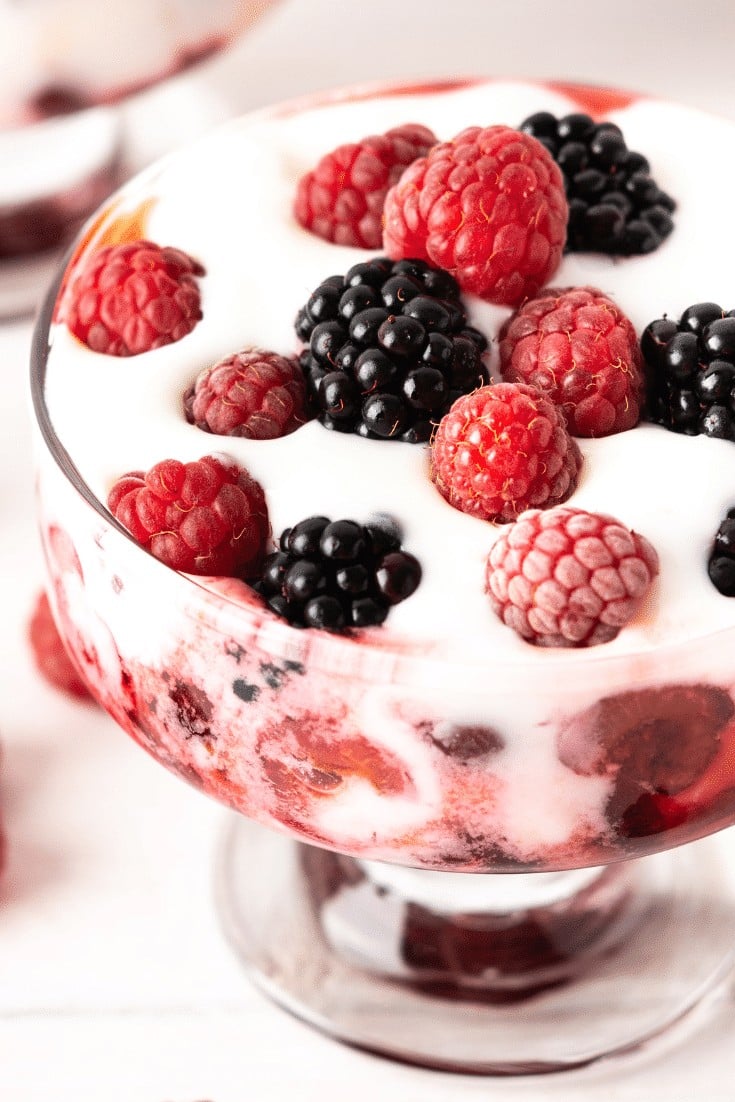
[108,455,270,577]
[183,348,310,439]
[28,591,92,701]
[486,507,659,647]
[431,383,581,523]
[383,125,568,305]
[294,123,437,248]
[258,713,410,812]
[557,684,734,838]
[57,239,204,356]
[558,685,731,790]
[498,286,645,437]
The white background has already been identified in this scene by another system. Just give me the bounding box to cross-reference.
[3,1,735,1098]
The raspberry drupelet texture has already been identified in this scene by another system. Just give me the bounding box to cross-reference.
[430,383,582,523]
[57,239,204,356]
[184,348,310,439]
[486,507,659,647]
[296,256,488,442]
[253,514,421,632]
[498,286,645,437]
[641,301,735,439]
[382,125,568,306]
[108,455,270,577]
[294,123,437,248]
[520,111,676,255]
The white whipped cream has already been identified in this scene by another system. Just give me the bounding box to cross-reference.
[44,79,735,664]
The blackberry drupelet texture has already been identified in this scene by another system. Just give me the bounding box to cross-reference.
[254,515,421,631]
[296,256,488,442]
[641,302,735,439]
[520,111,675,256]
[708,509,735,596]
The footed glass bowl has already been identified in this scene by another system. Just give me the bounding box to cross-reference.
[31,77,735,1074]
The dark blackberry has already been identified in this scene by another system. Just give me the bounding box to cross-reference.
[253,515,422,631]
[709,509,735,596]
[296,256,489,440]
[641,302,735,439]
[519,111,676,256]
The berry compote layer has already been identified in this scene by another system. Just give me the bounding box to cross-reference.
[36,79,735,872]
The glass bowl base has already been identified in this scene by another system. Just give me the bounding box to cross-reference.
[216,818,735,1075]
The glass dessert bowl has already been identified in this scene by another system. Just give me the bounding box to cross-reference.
[0,0,278,318]
[31,77,735,1074]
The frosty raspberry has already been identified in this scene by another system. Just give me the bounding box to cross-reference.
[486,507,659,646]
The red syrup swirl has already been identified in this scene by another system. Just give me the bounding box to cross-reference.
[271,76,642,121]
[543,80,640,118]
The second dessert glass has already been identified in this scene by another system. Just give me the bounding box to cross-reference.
[0,0,278,318]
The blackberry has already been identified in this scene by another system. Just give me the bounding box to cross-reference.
[709,508,735,596]
[641,302,735,439]
[519,111,676,256]
[296,257,489,441]
[253,515,422,631]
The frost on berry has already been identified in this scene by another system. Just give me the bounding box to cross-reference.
[169,680,214,740]
[57,239,204,356]
[431,383,581,523]
[184,348,309,440]
[486,507,659,647]
[499,286,645,436]
[108,455,270,578]
[294,124,437,248]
